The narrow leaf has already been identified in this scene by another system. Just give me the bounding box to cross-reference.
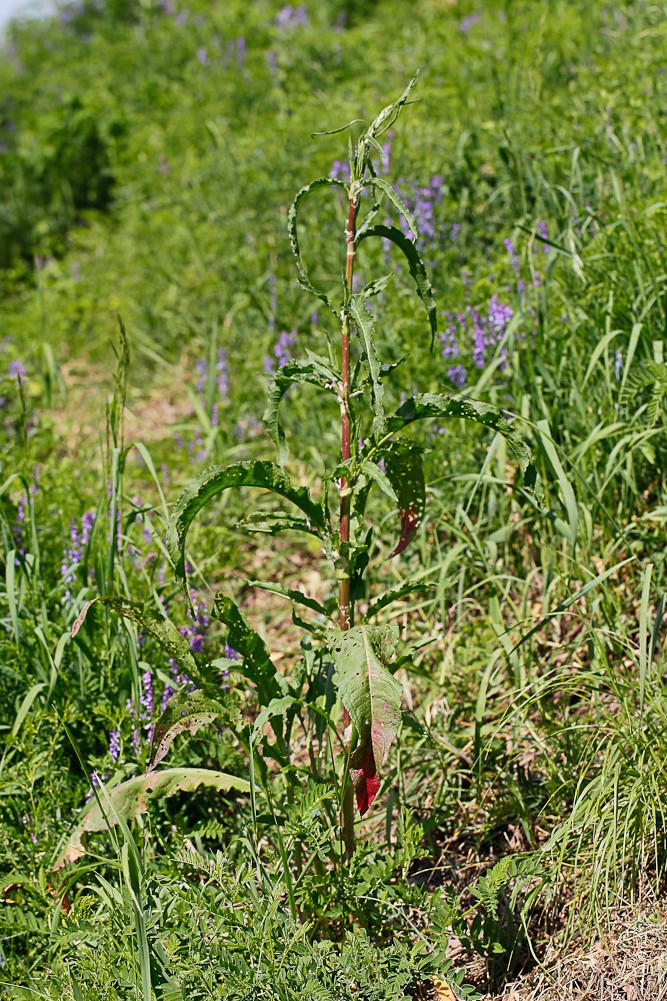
[263,354,338,461]
[212,594,285,705]
[356,224,437,345]
[350,299,385,436]
[363,177,418,239]
[288,177,348,310]
[245,579,328,618]
[167,461,326,595]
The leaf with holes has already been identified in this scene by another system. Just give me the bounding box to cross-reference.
[263,354,339,462]
[382,440,426,557]
[57,768,250,866]
[385,393,543,504]
[329,624,402,815]
[149,689,240,770]
[212,594,285,707]
[167,461,327,599]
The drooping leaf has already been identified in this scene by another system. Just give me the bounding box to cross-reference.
[362,177,418,240]
[288,177,348,311]
[364,576,434,620]
[356,224,437,346]
[350,299,385,437]
[236,511,319,536]
[383,441,426,557]
[384,393,543,504]
[329,624,403,815]
[212,594,285,706]
[71,596,209,690]
[167,461,326,596]
[57,768,250,866]
[263,354,339,462]
[149,689,240,770]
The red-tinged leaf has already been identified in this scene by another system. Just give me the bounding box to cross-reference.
[330,625,403,816]
[71,599,96,638]
[388,506,421,558]
[349,742,381,815]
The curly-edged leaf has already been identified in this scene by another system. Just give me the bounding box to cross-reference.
[213,594,285,705]
[149,689,240,770]
[251,695,299,740]
[329,624,402,815]
[245,580,328,618]
[385,393,543,504]
[349,299,385,437]
[364,575,434,620]
[168,461,326,595]
[71,596,208,689]
[366,74,418,143]
[362,177,417,240]
[57,768,250,865]
[383,440,426,558]
[356,224,437,346]
[263,354,339,462]
[288,177,348,311]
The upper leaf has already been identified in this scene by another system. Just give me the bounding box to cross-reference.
[329,624,403,815]
[356,224,437,346]
[263,353,339,463]
[288,177,348,311]
[167,461,327,597]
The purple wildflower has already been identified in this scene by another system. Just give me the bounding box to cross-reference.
[109,729,121,763]
[276,5,309,28]
[447,365,467,388]
[236,36,246,70]
[8,360,26,381]
[196,47,208,66]
[460,11,481,33]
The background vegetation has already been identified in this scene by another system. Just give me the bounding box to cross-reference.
[1,0,667,997]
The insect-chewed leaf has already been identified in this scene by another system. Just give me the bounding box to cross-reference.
[356,224,437,345]
[385,393,543,504]
[56,768,250,867]
[149,688,240,771]
[71,596,209,690]
[212,594,285,706]
[288,177,348,311]
[329,624,402,815]
[263,354,339,462]
[167,461,326,597]
[381,440,426,558]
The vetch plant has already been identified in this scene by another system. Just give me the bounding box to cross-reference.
[66,77,540,864]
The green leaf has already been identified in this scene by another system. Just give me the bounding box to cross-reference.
[212,594,285,706]
[356,224,437,346]
[383,440,426,557]
[71,596,209,690]
[167,461,326,596]
[288,177,348,310]
[149,689,240,770]
[364,576,434,620]
[362,177,417,239]
[236,511,320,536]
[263,354,338,462]
[245,579,329,618]
[329,624,403,815]
[385,393,543,504]
[58,768,250,866]
[350,299,385,437]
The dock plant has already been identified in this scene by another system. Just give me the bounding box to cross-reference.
[68,77,539,866]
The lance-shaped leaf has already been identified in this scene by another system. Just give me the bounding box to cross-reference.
[263,354,339,462]
[350,298,385,437]
[362,177,418,240]
[71,596,210,691]
[384,393,543,504]
[245,579,328,618]
[57,768,250,866]
[383,440,426,558]
[213,594,285,706]
[149,688,240,770]
[329,624,402,815]
[168,461,326,596]
[356,224,437,346]
[288,177,348,311]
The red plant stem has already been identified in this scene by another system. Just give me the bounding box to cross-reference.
[340,191,358,859]
[338,193,358,633]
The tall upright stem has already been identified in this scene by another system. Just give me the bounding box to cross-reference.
[340,191,358,858]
